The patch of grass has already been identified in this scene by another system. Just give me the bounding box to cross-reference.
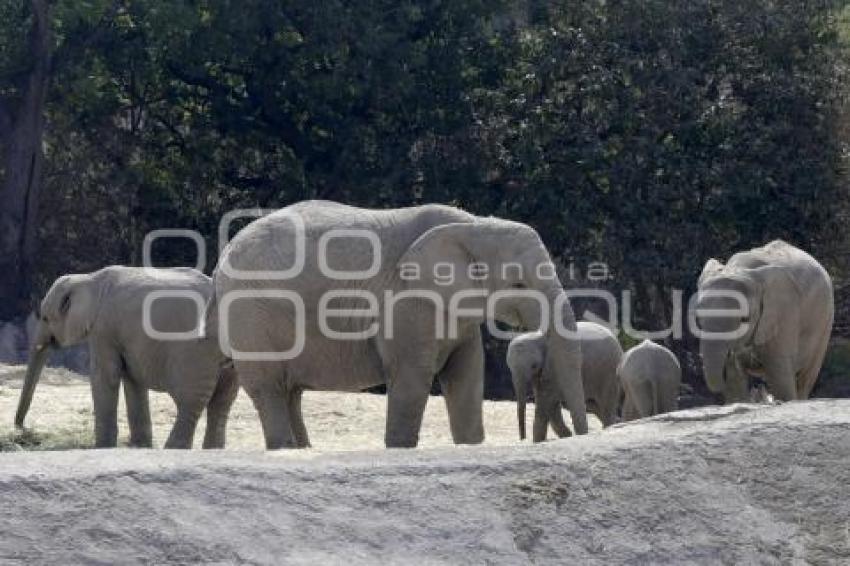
[618,329,642,352]
[0,427,94,452]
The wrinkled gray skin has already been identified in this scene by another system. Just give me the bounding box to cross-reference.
[696,240,833,402]
[507,321,623,442]
[618,340,681,420]
[210,200,586,449]
[16,266,237,448]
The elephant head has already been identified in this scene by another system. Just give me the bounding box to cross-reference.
[399,217,587,440]
[695,258,799,397]
[15,274,101,427]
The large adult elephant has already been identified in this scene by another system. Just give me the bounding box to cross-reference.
[695,240,833,402]
[507,321,623,442]
[16,266,237,448]
[210,200,586,448]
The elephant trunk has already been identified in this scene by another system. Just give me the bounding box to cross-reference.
[543,289,587,436]
[530,378,550,442]
[15,339,51,428]
[515,374,527,440]
[700,341,728,394]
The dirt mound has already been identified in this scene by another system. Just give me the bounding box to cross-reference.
[0,400,847,564]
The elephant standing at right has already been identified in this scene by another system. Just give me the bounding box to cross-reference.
[695,240,833,402]
[618,340,681,420]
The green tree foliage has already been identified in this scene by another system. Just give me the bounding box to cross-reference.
[1,0,847,393]
[487,1,848,312]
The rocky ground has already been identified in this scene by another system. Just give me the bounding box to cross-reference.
[0,365,849,564]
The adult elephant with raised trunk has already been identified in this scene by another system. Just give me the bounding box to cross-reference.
[695,240,833,402]
[210,200,585,448]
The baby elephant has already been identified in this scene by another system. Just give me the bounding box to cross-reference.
[507,321,623,442]
[618,340,681,420]
[16,266,237,448]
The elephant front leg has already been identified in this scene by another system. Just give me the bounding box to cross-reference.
[123,378,152,448]
[762,353,798,401]
[558,373,588,435]
[89,350,123,448]
[437,337,485,445]
[548,401,572,438]
[531,377,570,441]
[386,364,433,448]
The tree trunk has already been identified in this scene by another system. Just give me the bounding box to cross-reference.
[0,0,50,320]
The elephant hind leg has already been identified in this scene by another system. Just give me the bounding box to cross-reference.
[288,388,311,448]
[621,392,640,421]
[165,405,202,449]
[202,365,239,449]
[236,361,296,449]
[624,376,654,418]
[256,392,297,449]
[437,336,485,445]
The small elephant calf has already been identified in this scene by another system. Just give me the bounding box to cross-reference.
[507,321,623,441]
[16,266,237,449]
[618,340,681,421]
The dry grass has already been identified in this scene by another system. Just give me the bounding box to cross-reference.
[0,364,603,451]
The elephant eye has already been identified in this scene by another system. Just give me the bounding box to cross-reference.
[511,282,527,289]
[60,293,71,315]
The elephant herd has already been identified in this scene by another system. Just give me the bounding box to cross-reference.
[13,201,835,450]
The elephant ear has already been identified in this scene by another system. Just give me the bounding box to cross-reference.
[56,275,103,344]
[698,258,725,286]
[396,221,497,295]
[750,265,801,346]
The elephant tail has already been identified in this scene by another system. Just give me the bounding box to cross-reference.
[201,285,226,352]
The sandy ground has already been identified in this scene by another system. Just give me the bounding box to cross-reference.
[1,365,849,564]
[0,364,603,451]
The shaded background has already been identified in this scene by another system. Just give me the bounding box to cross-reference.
[1,0,849,399]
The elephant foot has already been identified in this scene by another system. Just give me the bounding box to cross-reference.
[385,429,420,448]
[128,437,153,448]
